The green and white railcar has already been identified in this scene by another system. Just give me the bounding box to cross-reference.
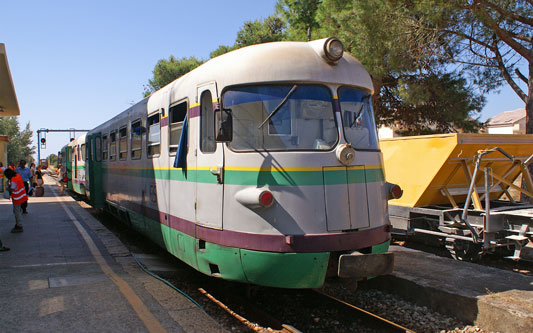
[68,133,87,196]
[82,38,397,288]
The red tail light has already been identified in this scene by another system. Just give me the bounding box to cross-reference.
[259,191,274,207]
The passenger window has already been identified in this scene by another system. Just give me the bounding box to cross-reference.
[169,101,187,154]
[119,126,127,160]
[110,131,117,160]
[200,91,216,153]
[131,119,142,159]
[102,135,108,160]
[147,112,160,157]
[95,137,102,162]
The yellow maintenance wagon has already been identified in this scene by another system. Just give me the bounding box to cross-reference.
[381,133,533,261]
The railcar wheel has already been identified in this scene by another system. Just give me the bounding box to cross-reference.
[445,237,483,262]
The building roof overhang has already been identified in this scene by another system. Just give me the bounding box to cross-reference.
[0,43,20,116]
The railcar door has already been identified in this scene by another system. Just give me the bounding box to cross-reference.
[196,82,223,229]
[88,133,104,208]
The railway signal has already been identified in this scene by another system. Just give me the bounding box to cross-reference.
[36,128,90,167]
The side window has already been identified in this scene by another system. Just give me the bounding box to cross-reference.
[84,144,88,161]
[119,126,127,160]
[200,90,216,153]
[169,101,187,154]
[131,119,142,159]
[81,144,86,161]
[110,131,117,160]
[102,134,108,160]
[147,112,161,157]
[95,137,102,162]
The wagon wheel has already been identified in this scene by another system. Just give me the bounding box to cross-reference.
[445,237,483,262]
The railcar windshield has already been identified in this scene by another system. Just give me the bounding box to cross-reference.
[338,87,378,150]
[223,84,337,151]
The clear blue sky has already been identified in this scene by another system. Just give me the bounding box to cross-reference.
[1,0,526,160]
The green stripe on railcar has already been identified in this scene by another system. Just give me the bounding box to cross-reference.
[107,205,332,288]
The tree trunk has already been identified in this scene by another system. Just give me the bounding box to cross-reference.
[371,76,383,125]
[524,63,533,202]
[527,63,533,135]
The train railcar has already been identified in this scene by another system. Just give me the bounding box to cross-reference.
[58,143,73,191]
[80,38,398,288]
[67,133,87,196]
[382,134,533,261]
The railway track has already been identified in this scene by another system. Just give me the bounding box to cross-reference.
[68,188,453,332]
[313,289,415,333]
[197,281,416,333]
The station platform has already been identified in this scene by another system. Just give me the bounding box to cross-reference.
[367,245,533,333]
[0,179,223,332]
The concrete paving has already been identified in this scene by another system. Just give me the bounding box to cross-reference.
[0,177,224,333]
[367,245,533,333]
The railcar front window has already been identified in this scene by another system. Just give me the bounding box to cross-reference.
[223,85,337,151]
[338,87,378,150]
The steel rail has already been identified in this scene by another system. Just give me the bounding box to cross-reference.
[198,287,301,333]
[314,289,416,333]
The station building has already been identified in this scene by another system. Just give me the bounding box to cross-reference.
[0,42,21,191]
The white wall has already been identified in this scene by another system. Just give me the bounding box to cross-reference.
[378,125,395,139]
[487,126,514,134]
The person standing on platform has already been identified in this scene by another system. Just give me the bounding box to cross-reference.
[15,160,31,213]
[0,239,9,251]
[58,164,67,195]
[29,163,36,184]
[4,168,27,233]
[0,162,5,193]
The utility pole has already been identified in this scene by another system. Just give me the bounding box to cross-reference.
[36,128,91,165]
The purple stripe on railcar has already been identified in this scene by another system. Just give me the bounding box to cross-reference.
[109,198,389,253]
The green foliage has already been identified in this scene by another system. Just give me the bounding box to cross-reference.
[0,117,35,163]
[143,56,204,97]
[413,0,533,133]
[210,45,237,59]
[379,73,484,134]
[47,153,58,167]
[276,0,322,40]
[235,16,286,47]
[316,0,484,134]
[208,16,286,59]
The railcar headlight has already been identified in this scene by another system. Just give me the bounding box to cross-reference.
[336,143,355,166]
[324,37,344,62]
[386,182,403,200]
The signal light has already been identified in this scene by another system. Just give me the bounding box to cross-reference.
[386,183,403,200]
[41,138,46,144]
[259,191,274,208]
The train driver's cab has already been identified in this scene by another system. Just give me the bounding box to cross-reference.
[215,84,378,154]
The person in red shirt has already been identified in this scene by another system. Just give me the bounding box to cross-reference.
[4,169,27,233]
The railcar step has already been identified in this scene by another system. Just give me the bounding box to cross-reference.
[505,235,529,241]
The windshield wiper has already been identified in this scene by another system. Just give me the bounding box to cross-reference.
[349,96,371,128]
[257,85,298,129]
[349,104,365,128]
